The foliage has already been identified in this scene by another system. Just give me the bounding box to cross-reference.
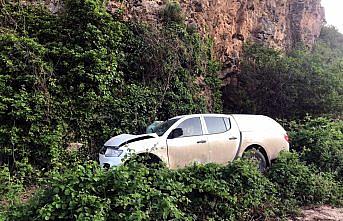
[6,159,288,221]
[319,26,343,53]
[0,158,41,213]
[120,22,221,120]
[267,152,343,207]
[223,38,343,119]
[0,0,221,171]
[6,153,343,221]
[0,163,24,215]
[286,117,343,179]
[0,33,56,167]
[176,161,281,220]
[160,1,185,24]
[2,0,343,220]
[3,117,343,220]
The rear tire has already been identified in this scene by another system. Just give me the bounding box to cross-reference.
[243,149,267,172]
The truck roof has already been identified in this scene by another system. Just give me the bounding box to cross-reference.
[170,114,285,132]
[171,113,229,119]
[231,114,285,132]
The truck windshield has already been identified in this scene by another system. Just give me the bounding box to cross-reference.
[154,118,180,136]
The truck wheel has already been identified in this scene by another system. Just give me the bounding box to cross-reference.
[125,154,164,169]
[243,149,267,172]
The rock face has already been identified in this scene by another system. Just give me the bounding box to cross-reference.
[112,0,325,77]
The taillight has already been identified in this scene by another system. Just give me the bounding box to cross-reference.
[284,134,289,143]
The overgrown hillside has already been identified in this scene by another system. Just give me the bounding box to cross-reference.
[1,117,343,220]
[0,0,221,169]
[0,0,343,220]
[223,26,343,118]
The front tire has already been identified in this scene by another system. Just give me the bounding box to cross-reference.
[125,154,164,169]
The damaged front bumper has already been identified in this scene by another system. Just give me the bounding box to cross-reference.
[99,153,125,168]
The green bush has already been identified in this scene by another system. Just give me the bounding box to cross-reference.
[6,161,191,220]
[177,161,282,220]
[0,33,56,168]
[0,0,221,171]
[160,2,185,24]
[319,26,343,53]
[223,41,343,119]
[287,117,343,179]
[0,164,24,213]
[0,158,42,214]
[267,152,343,207]
[2,0,343,219]
[5,152,343,220]
[6,159,289,221]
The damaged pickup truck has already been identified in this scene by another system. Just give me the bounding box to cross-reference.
[99,114,289,170]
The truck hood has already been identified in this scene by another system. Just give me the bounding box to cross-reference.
[104,133,159,147]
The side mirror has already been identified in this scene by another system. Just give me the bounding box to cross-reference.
[168,128,183,139]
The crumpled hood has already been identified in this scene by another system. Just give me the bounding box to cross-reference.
[104,133,159,147]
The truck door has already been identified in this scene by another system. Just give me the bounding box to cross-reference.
[166,117,209,169]
[204,116,240,164]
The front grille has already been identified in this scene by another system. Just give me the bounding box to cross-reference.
[100,146,119,154]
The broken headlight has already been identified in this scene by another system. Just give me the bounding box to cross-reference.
[105,147,123,157]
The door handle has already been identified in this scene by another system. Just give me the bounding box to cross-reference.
[229,137,237,140]
[197,140,207,144]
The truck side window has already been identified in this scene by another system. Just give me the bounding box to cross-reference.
[204,117,227,134]
[224,117,231,130]
[175,117,203,137]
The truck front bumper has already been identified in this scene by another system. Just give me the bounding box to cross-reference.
[99,154,124,168]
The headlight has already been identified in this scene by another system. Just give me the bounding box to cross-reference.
[105,148,123,157]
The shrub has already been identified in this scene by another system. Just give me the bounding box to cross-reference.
[223,42,343,119]
[6,159,289,220]
[0,33,57,168]
[0,0,221,171]
[288,117,343,179]
[319,26,343,53]
[0,164,24,213]
[160,2,185,24]
[176,160,283,220]
[267,152,343,207]
[6,153,343,220]
[6,161,190,220]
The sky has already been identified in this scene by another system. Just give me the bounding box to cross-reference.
[321,0,343,33]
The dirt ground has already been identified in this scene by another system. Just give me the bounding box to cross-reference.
[290,206,343,221]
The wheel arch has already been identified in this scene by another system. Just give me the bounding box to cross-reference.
[243,144,270,167]
[123,152,164,166]
[137,152,162,162]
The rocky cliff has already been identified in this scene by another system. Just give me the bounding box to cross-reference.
[108,0,324,78]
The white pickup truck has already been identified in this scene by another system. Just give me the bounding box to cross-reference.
[99,114,289,170]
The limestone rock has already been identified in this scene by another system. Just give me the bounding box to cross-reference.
[115,0,324,76]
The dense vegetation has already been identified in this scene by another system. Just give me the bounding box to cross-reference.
[0,0,221,170]
[0,0,343,220]
[1,117,342,220]
[223,26,343,118]
[287,116,343,179]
